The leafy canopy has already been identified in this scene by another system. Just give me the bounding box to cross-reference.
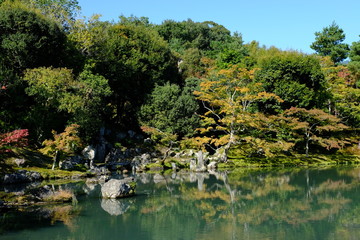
[310,22,349,64]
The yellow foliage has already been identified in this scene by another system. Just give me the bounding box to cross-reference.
[41,124,82,157]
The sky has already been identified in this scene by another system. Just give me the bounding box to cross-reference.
[77,0,360,54]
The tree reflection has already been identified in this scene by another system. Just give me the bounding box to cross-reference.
[133,167,360,240]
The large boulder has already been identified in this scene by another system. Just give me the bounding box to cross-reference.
[3,170,43,184]
[101,178,136,199]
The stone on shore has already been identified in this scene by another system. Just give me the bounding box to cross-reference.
[101,178,136,199]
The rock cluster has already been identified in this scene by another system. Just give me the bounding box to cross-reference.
[2,170,43,184]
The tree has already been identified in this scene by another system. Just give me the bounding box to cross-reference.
[255,51,328,112]
[322,65,360,128]
[70,19,180,127]
[156,19,230,53]
[23,66,112,142]
[20,0,81,30]
[348,40,360,86]
[139,78,200,138]
[0,129,29,153]
[310,22,349,64]
[194,66,282,160]
[0,1,67,73]
[283,107,348,157]
[0,1,70,136]
[41,124,82,170]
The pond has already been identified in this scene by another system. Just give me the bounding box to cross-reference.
[2,166,360,240]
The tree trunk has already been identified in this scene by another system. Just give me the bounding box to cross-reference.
[52,150,59,170]
[305,138,310,158]
[161,141,173,166]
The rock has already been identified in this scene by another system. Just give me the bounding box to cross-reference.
[212,147,227,162]
[69,155,84,164]
[190,159,196,171]
[140,153,151,164]
[196,151,205,166]
[59,155,85,170]
[189,151,207,172]
[86,175,109,184]
[95,137,108,163]
[105,148,125,163]
[27,185,52,199]
[101,178,136,199]
[124,148,136,158]
[185,149,195,157]
[101,199,131,216]
[107,162,131,171]
[3,170,43,184]
[138,173,151,184]
[82,146,96,161]
[144,138,153,145]
[59,160,75,170]
[128,130,136,138]
[134,134,144,141]
[153,174,166,184]
[14,158,26,167]
[116,132,127,140]
[89,166,111,176]
[4,182,41,195]
[207,161,218,170]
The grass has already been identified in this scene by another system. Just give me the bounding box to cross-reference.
[1,148,92,180]
[24,167,91,180]
[42,189,74,203]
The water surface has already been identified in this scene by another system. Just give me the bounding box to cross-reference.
[2,166,360,240]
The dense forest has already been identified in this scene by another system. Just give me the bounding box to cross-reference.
[1,0,360,163]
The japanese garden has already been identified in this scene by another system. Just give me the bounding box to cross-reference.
[1,0,360,239]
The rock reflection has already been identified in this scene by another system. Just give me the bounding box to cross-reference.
[101,199,131,216]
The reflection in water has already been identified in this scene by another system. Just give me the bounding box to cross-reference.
[101,199,131,216]
[2,167,360,239]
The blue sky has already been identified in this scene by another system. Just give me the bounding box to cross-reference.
[77,0,360,53]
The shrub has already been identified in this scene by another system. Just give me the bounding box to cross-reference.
[0,129,29,153]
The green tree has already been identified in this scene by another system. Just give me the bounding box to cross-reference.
[70,19,180,127]
[139,78,200,138]
[310,22,349,64]
[156,19,235,55]
[255,51,328,112]
[20,0,81,30]
[348,40,360,86]
[70,66,112,142]
[0,1,69,138]
[0,1,67,73]
[23,66,112,142]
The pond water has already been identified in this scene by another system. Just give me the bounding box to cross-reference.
[2,166,360,240]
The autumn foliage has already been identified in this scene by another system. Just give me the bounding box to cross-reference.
[41,124,82,158]
[0,129,29,153]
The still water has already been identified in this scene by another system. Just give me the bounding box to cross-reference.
[2,166,360,240]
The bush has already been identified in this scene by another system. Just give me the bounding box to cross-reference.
[0,129,29,153]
